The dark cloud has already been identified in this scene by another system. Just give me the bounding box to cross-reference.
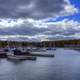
[0,0,67,19]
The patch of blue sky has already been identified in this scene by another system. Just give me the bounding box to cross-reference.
[69,0,80,9]
[47,0,80,23]
[47,13,80,22]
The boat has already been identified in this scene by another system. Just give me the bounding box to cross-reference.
[31,53,54,57]
[6,48,37,60]
[46,47,56,50]
[7,55,37,60]
[31,48,47,52]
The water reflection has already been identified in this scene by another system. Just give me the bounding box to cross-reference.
[0,49,80,80]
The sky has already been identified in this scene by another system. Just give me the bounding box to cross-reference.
[0,0,80,42]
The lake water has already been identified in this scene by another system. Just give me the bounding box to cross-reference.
[0,48,80,80]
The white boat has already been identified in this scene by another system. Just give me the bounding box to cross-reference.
[7,55,37,60]
[6,48,37,60]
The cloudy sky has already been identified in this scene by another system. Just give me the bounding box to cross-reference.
[0,0,80,42]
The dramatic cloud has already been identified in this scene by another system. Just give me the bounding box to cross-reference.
[0,0,79,41]
[0,18,80,41]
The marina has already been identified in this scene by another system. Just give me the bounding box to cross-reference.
[0,46,55,60]
[0,48,80,80]
[0,0,79,80]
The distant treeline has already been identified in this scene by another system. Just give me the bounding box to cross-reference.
[0,39,80,48]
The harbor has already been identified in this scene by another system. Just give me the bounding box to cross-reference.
[0,46,55,60]
[0,48,80,80]
[0,39,80,60]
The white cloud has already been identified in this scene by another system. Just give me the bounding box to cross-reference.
[55,0,79,18]
[18,2,36,11]
[0,12,80,42]
[0,0,80,42]
[0,18,24,28]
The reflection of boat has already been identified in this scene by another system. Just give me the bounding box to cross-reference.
[7,55,37,60]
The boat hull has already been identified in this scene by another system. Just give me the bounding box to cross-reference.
[7,55,37,60]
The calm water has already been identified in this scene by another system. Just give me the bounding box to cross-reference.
[0,48,80,80]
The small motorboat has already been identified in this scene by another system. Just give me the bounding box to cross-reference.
[31,48,46,52]
[7,55,37,60]
[46,47,56,50]
[31,53,54,57]
[6,49,37,60]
